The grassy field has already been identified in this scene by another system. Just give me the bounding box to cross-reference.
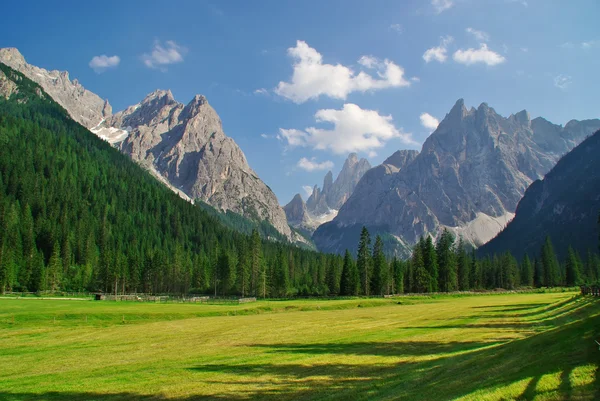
[0,292,598,400]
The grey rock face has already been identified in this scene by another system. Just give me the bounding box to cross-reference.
[283,194,310,227]
[0,48,111,128]
[314,99,600,255]
[286,153,371,234]
[113,90,292,239]
[1,48,292,239]
[0,69,18,99]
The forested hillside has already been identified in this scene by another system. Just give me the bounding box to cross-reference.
[0,63,338,296]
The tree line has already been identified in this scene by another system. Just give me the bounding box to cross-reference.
[0,63,598,298]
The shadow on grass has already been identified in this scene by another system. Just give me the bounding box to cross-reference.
[2,298,599,401]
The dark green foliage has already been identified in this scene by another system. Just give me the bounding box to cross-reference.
[356,226,372,296]
[340,250,359,296]
[422,236,438,292]
[564,246,581,286]
[436,229,457,292]
[371,236,388,295]
[520,255,533,287]
[541,236,560,287]
[456,238,470,291]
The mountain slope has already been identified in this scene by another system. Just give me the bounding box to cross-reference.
[314,99,600,256]
[479,129,600,260]
[0,47,292,239]
[0,62,327,295]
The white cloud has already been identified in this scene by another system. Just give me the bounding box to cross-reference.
[423,36,453,63]
[581,40,599,49]
[368,151,378,158]
[420,113,440,132]
[297,157,334,172]
[389,24,403,34]
[260,134,272,139]
[89,55,120,73]
[142,40,186,70]
[254,88,269,95]
[466,28,490,42]
[411,76,421,83]
[453,44,506,66]
[279,103,416,155]
[554,74,572,90]
[275,41,410,103]
[302,185,314,198]
[432,0,453,13]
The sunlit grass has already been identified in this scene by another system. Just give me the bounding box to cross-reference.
[0,292,598,400]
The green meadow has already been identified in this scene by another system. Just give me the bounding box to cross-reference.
[0,292,598,400]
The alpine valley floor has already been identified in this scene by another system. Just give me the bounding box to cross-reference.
[0,292,598,400]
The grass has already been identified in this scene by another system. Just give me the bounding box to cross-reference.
[0,292,598,400]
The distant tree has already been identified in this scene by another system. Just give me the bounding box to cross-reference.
[340,250,356,296]
[422,236,438,292]
[236,239,249,297]
[470,250,481,289]
[564,246,581,286]
[456,238,470,291]
[371,236,388,295]
[412,243,431,293]
[533,257,544,288]
[356,227,372,296]
[47,241,62,292]
[250,229,262,296]
[541,236,560,286]
[520,255,534,287]
[437,229,457,292]
[391,257,404,294]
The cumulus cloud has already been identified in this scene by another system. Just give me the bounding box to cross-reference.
[254,88,269,95]
[432,0,453,13]
[279,103,416,155]
[554,74,572,90]
[142,40,186,70]
[275,41,410,103]
[297,157,334,172]
[466,28,490,42]
[453,44,506,66]
[420,113,440,132]
[423,36,454,63]
[89,55,120,73]
[302,185,314,198]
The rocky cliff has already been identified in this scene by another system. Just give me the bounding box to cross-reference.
[314,99,600,256]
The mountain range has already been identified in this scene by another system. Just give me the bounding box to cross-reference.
[0,47,293,240]
[314,99,600,256]
[284,153,370,233]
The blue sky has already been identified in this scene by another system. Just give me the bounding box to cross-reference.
[1,0,598,205]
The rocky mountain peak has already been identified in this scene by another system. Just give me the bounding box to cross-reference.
[382,149,419,169]
[0,48,26,68]
[512,109,531,125]
[323,171,333,194]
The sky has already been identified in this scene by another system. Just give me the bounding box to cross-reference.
[1,0,598,205]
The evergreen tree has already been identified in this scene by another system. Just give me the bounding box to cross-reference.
[391,257,404,294]
[356,227,372,296]
[273,248,290,297]
[541,236,560,286]
[436,229,457,292]
[456,238,470,291]
[47,241,62,292]
[250,229,262,296]
[520,254,534,287]
[533,257,544,287]
[371,235,388,296]
[412,243,430,293]
[340,250,355,296]
[422,236,438,292]
[564,246,581,286]
[469,250,480,289]
[236,239,249,297]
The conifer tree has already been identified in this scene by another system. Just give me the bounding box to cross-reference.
[422,236,438,291]
[436,229,457,292]
[391,257,404,294]
[456,238,470,291]
[356,227,372,296]
[541,236,560,286]
[371,235,388,295]
[520,254,533,287]
[47,241,62,292]
[412,243,430,293]
[565,246,581,286]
